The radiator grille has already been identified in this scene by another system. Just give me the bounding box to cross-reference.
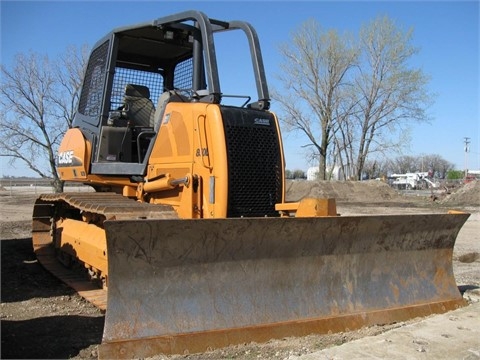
[222,107,282,217]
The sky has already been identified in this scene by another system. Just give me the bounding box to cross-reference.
[1,0,479,177]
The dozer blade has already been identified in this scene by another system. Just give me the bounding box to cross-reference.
[99,213,469,359]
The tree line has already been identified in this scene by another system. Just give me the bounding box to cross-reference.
[287,153,455,180]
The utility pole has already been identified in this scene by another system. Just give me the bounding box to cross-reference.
[464,137,470,178]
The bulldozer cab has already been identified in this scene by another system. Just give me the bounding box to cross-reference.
[72,10,270,177]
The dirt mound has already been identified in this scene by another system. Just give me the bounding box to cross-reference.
[441,181,480,206]
[286,180,403,203]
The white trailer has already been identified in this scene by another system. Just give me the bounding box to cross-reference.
[391,173,420,190]
[391,172,438,190]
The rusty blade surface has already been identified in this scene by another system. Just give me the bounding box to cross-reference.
[100,213,469,359]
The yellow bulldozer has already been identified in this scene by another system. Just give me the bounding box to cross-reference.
[32,10,469,359]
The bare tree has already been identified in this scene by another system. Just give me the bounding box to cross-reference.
[273,19,358,180]
[274,16,432,181]
[344,16,433,180]
[0,45,88,192]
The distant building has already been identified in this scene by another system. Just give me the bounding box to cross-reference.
[307,167,318,181]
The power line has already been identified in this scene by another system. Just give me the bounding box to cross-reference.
[464,137,470,177]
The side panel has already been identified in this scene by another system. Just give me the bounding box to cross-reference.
[148,104,197,169]
[146,102,229,218]
[57,128,91,181]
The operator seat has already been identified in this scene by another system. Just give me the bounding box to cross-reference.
[152,90,188,130]
[123,84,155,127]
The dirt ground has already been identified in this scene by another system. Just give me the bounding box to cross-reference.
[1,181,479,359]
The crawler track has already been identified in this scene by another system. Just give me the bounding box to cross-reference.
[31,192,177,310]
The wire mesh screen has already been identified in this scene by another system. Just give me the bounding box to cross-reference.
[110,57,195,111]
[110,68,164,110]
[173,58,194,94]
[78,40,109,117]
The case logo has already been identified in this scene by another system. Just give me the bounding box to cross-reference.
[58,150,74,165]
[254,118,270,126]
